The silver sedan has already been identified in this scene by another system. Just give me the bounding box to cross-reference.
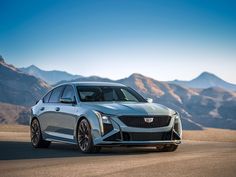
[30,82,182,153]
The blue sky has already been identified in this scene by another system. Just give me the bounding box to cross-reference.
[0,0,236,83]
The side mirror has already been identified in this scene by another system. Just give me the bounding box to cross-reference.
[146,98,153,103]
[60,98,75,104]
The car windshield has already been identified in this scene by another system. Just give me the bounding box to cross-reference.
[77,86,147,102]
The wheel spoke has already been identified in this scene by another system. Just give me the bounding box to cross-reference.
[79,125,84,134]
[78,120,90,151]
[79,137,86,145]
[81,122,86,133]
[31,120,40,146]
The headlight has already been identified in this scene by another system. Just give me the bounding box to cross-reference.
[173,112,180,122]
[173,112,182,139]
[94,111,112,124]
[94,111,113,136]
[101,115,112,124]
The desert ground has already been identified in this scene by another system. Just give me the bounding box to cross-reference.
[0,125,236,177]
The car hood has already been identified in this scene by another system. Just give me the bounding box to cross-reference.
[82,102,175,116]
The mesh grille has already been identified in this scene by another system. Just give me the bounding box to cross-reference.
[119,116,171,128]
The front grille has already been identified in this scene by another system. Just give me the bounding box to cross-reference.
[119,116,171,128]
[122,131,172,141]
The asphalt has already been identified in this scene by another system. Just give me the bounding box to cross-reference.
[0,138,236,177]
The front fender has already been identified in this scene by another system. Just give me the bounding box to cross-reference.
[75,110,102,143]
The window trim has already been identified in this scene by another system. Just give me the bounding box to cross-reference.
[43,90,52,103]
[48,85,65,103]
[76,86,147,102]
[60,85,77,104]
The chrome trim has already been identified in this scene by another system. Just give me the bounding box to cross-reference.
[45,131,74,140]
[45,138,77,145]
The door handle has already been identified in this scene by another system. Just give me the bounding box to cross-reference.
[40,107,45,111]
[55,107,60,111]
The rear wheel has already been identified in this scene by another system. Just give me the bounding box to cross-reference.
[77,118,101,153]
[30,119,51,148]
[156,144,178,152]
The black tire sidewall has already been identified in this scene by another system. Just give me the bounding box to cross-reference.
[77,119,98,153]
[31,119,42,148]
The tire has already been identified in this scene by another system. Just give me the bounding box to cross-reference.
[77,118,101,153]
[30,118,51,148]
[156,144,178,152]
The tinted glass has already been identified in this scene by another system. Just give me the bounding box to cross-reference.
[43,91,52,103]
[49,86,64,103]
[77,86,146,102]
[61,85,75,100]
[103,87,118,101]
[120,88,139,102]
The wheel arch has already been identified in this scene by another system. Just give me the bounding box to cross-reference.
[30,116,39,125]
[74,112,101,144]
[75,116,90,142]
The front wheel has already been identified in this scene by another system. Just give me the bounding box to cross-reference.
[77,119,101,153]
[156,144,178,152]
[30,119,51,148]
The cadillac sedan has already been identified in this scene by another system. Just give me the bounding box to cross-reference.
[30,82,182,153]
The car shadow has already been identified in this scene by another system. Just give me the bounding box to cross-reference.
[0,141,162,160]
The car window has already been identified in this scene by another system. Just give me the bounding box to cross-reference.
[77,86,147,102]
[120,88,139,102]
[61,85,75,101]
[43,91,52,103]
[103,87,118,101]
[78,87,102,102]
[48,86,64,103]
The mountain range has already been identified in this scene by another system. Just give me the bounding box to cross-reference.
[20,65,82,84]
[170,72,236,91]
[20,65,236,91]
[0,56,50,124]
[0,57,50,106]
[1,55,236,130]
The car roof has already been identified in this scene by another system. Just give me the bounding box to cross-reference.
[68,82,126,87]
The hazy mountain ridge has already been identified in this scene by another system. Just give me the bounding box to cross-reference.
[0,56,51,124]
[170,72,236,91]
[19,65,82,84]
[22,64,236,91]
[0,57,50,106]
[1,56,236,129]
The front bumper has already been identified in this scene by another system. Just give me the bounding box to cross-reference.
[96,141,181,147]
[93,114,182,146]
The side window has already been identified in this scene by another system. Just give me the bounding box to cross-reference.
[61,85,75,101]
[48,86,64,103]
[43,91,52,103]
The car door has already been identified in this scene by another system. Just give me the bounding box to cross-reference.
[39,85,65,140]
[54,85,78,142]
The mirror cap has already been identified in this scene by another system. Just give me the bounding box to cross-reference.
[147,98,153,103]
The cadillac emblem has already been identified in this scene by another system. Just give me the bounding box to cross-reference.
[144,117,154,123]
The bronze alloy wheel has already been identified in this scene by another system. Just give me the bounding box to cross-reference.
[77,119,101,153]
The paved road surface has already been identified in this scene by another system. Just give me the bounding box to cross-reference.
[0,137,235,177]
